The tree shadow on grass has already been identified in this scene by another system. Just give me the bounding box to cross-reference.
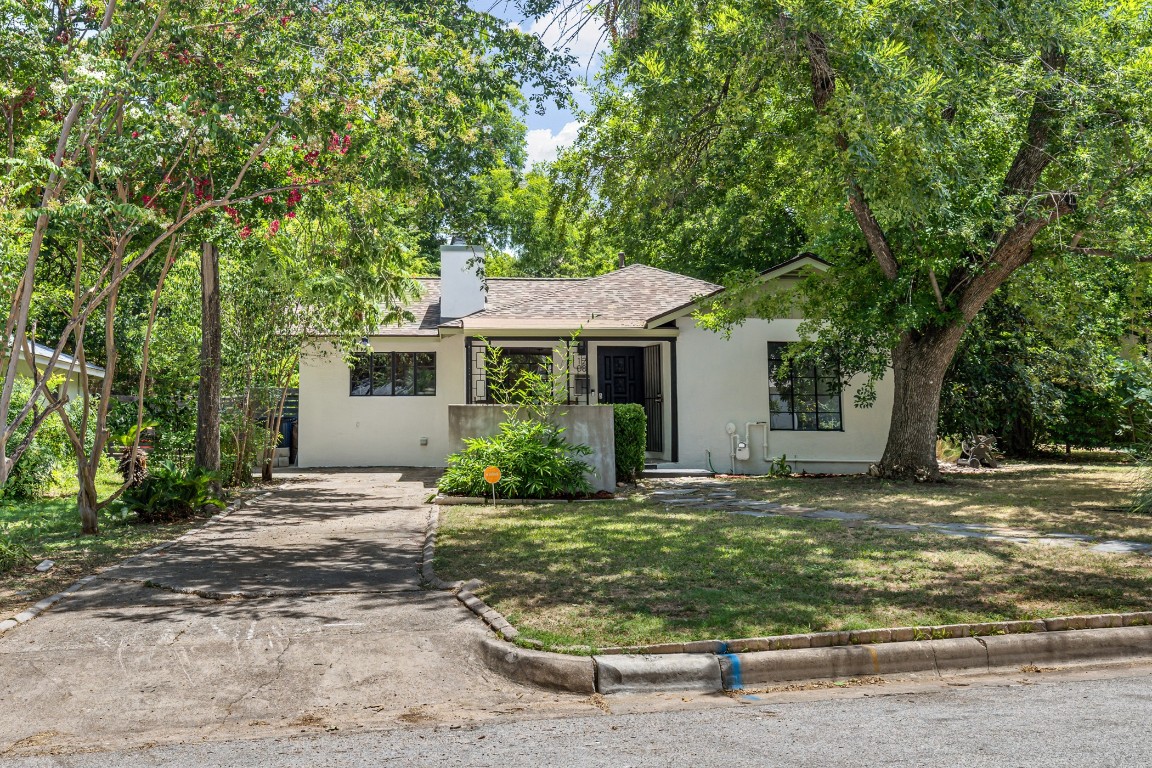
[436,503,1152,646]
[728,463,1147,541]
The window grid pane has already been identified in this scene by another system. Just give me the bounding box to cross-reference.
[350,354,372,396]
[393,353,415,396]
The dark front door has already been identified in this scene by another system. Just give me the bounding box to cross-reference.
[598,347,644,405]
[598,346,663,453]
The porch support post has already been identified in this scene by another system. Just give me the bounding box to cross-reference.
[465,337,474,405]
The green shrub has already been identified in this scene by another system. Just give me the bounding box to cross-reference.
[0,378,79,500]
[613,403,646,483]
[0,532,32,573]
[3,444,56,501]
[120,461,226,523]
[438,418,593,499]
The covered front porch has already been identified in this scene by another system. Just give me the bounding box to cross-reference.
[461,334,678,462]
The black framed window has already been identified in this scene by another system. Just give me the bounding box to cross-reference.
[486,347,553,402]
[767,343,842,430]
[350,352,436,396]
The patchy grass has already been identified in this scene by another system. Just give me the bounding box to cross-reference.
[0,469,211,619]
[436,465,1152,650]
[722,459,1148,543]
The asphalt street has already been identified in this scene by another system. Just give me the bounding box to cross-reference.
[3,665,1151,766]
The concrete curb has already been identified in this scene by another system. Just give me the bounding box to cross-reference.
[420,505,463,592]
[424,500,1152,694]
[423,505,517,640]
[719,626,1152,688]
[0,487,274,637]
[476,635,596,694]
[595,652,723,694]
[597,612,1152,655]
[433,495,620,506]
[469,623,1152,695]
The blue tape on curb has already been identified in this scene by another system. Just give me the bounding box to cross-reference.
[722,653,743,690]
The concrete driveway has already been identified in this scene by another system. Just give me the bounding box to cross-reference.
[0,470,593,757]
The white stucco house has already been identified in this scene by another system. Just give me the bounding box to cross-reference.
[297,245,893,474]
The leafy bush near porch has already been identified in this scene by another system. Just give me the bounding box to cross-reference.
[613,403,646,483]
[439,419,593,499]
[120,461,226,523]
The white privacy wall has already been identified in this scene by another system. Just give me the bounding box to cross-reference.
[673,317,893,474]
[297,336,466,468]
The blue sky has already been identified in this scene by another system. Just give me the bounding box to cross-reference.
[481,2,608,166]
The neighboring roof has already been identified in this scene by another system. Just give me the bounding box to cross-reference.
[756,253,831,281]
[14,341,107,379]
[375,265,720,335]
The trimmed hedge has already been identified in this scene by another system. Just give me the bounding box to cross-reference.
[613,403,646,483]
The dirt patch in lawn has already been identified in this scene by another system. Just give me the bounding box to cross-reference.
[704,460,1148,543]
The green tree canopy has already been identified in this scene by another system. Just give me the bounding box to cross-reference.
[1,0,572,524]
[550,0,1152,477]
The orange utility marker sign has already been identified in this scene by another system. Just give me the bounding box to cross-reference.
[483,466,501,505]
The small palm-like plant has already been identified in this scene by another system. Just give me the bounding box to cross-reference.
[112,421,158,488]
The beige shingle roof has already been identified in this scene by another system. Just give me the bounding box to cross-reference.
[375,265,720,336]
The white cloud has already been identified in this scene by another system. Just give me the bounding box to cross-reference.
[524,120,582,167]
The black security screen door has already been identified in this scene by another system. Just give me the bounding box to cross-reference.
[598,346,663,453]
[643,345,664,452]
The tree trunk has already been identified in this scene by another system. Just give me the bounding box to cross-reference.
[78,469,99,535]
[195,242,221,473]
[262,371,293,483]
[878,326,966,481]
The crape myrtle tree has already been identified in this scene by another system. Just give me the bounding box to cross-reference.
[0,0,570,531]
[546,0,1152,479]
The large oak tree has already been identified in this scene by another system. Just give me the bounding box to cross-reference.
[554,0,1152,478]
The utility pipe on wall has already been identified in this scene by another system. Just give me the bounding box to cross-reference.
[746,421,770,463]
[725,422,738,474]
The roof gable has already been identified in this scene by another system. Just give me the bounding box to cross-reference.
[643,254,831,328]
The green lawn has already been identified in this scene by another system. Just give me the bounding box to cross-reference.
[721,458,1148,542]
[435,461,1152,651]
[0,468,210,618]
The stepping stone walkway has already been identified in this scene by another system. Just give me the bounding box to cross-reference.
[642,481,1152,557]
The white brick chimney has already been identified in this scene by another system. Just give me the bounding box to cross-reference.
[439,243,486,320]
